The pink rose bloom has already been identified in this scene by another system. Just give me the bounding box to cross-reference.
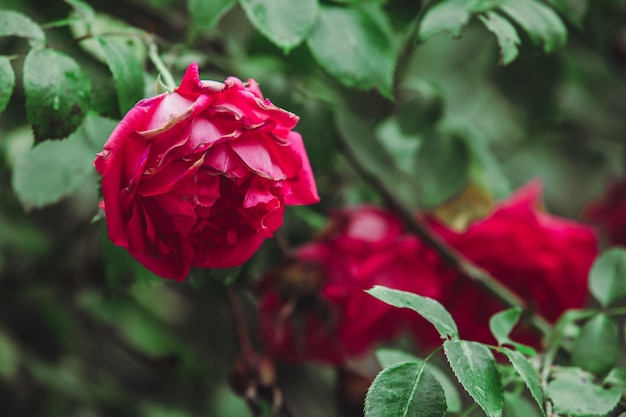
[417,181,598,348]
[258,206,443,364]
[584,176,626,246]
[95,63,319,281]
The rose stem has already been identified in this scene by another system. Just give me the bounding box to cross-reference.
[336,132,553,339]
[227,286,253,355]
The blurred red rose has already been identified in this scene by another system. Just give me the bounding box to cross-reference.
[258,206,443,364]
[419,181,598,348]
[584,176,626,246]
[95,63,319,281]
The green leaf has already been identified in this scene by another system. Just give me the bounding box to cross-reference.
[0,328,19,379]
[189,0,236,32]
[64,0,95,27]
[503,393,541,417]
[489,307,521,346]
[479,11,520,65]
[239,0,318,52]
[548,371,621,417]
[376,349,462,413]
[367,286,458,339]
[419,0,473,40]
[572,313,618,376]
[307,5,395,98]
[546,0,588,28]
[444,340,503,417]
[588,248,626,307]
[97,36,145,115]
[502,348,543,410]
[499,0,567,53]
[0,10,45,46]
[414,133,470,209]
[0,56,15,116]
[365,361,447,417]
[12,115,116,209]
[23,48,91,141]
[335,111,420,210]
[604,368,626,388]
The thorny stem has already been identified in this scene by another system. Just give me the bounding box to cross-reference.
[336,132,553,339]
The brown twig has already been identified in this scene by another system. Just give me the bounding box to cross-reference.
[228,286,253,355]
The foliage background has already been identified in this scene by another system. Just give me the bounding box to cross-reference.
[1,0,626,416]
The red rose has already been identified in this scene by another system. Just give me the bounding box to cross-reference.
[584,176,626,246]
[258,206,443,364]
[95,63,319,281]
[418,181,598,347]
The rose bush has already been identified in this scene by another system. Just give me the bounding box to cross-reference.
[258,206,443,364]
[95,63,319,281]
[584,176,626,247]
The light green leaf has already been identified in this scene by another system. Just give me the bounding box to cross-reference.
[23,48,91,141]
[12,115,116,209]
[0,328,19,379]
[572,313,618,376]
[479,11,520,65]
[548,371,621,417]
[307,5,395,98]
[240,0,318,52]
[414,133,470,209]
[189,0,236,32]
[64,0,95,27]
[502,348,543,410]
[489,307,521,346]
[419,0,473,40]
[588,248,626,307]
[504,393,541,417]
[444,340,503,417]
[0,10,45,46]
[0,56,15,116]
[376,349,462,413]
[367,286,458,339]
[604,368,626,388]
[365,361,447,417]
[97,36,145,115]
[499,0,567,53]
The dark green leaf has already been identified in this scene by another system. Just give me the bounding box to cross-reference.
[415,134,470,209]
[546,0,588,28]
[376,349,462,413]
[0,329,19,379]
[572,313,618,376]
[499,0,567,53]
[307,5,395,98]
[489,307,521,346]
[502,348,543,410]
[367,286,458,339]
[23,48,91,141]
[240,0,318,52]
[419,0,472,40]
[479,11,520,65]
[365,361,447,417]
[189,0,236,32]
[548,371,620,417]
[335,111,420,210]
[444,340,503,417]
[97,36,145,115]
[12,115,116,209]
[589,248,626,307]
[0,56,15,116]
[0,10,45,46]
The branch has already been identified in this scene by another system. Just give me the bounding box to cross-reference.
[336,132,553,338]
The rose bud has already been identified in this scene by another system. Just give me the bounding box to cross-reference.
[94,63,319,281]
